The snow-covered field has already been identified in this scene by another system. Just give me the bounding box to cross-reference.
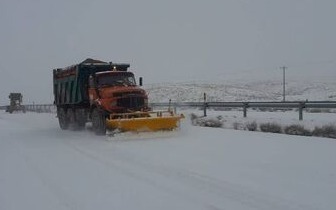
[1,111,335,210]
[145,80,336,102]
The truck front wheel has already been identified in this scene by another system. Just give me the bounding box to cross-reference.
[92,109,106,135]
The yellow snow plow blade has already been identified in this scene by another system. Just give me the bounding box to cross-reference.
[106,111,184,132]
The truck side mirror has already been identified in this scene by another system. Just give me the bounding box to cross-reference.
[139,77,143,86]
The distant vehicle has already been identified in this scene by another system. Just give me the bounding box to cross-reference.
[6,93,26,113]
[53,58,183,135]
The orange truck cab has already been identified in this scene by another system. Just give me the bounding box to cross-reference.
[88,71,149,114]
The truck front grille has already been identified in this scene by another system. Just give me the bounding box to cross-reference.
[117,95,145,110]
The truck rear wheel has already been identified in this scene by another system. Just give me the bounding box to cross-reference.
[68,109,80,131]
[92,109,106,135]
[67,109,87,130]
[75,109,87,130]
[57,107,69,130]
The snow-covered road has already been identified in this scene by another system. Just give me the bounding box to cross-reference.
[1,112,335,210]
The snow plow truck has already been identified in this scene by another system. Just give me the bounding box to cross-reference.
[53,58,183,135]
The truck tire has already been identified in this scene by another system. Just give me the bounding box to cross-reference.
[68,109,79,131]
[92,109,106,135]
[67,109,86,131]
[57,107,69,130]
[75,109,87,130]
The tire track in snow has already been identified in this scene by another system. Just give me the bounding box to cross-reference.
[108,148,319,210]
[63,139,224,210]
[4,136,77,210]
[65,139,318,210]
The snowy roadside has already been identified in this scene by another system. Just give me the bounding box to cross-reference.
[178,108,336,139]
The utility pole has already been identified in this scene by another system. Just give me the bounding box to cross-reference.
[280,66,287,101]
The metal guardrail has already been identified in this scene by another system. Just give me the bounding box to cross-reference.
[0,104,56,113]
[1,101,335,120]
[151,101,336,120]
[24,104,56,113]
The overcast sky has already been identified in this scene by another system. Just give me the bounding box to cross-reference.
[0,0,335,104]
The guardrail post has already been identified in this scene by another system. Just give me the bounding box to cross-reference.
[168,99,171,112]
[203,93,207,117]
[299,102,305,121]
[243,102,248,118]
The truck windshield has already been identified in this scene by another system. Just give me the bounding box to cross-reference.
[97,73,136,87]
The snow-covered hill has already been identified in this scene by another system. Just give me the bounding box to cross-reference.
[144,80,336,102]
